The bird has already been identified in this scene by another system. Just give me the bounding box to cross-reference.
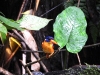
[42,36,57,58]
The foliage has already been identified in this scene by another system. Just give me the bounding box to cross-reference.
[0,15,22,44]
[64,0,100,43]
[0,15,22,30]
[0,23,7,44]
[53,6,88,53]
[17,14,52,30]
[0,14,51,44]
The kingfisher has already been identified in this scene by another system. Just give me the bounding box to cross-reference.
[42,36,58,58]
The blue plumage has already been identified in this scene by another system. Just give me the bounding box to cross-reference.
[45,36,54,42]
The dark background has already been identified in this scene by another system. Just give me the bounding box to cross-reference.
[0,0,100,74]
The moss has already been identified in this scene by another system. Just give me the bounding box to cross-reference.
[65,65,100,75]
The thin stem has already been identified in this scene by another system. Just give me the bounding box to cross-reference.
[76,53,81,66]
[77,0,80,7]
[41,2,63,17]
[19,60,32,75]
[25,56,46,67]
[17,0,27,20]
[21,41,100,52]
[33,0,40,15]
[40,0,69,17]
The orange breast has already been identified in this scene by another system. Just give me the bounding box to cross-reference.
[42,41,54,54]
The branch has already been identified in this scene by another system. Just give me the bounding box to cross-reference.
[33,0,40,15]
[0,67,14,75]
[20,47,61,68]
[77,0,80,7]
[17,0,28,20]
[19,60,32,75]
[12,29,48,72]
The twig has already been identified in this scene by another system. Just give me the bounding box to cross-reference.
[21,49,56,52]
[21,42,27,74]
[77,0,80,7]
[40,0,69,17]
[21,42,100,53]
[33,0,40,15]
[12,29,49,72]
[0,67,14,75]
[76,53,82,66]
[7,32,21,41]
[22,47,61,67]
[19,60,32,75]
[25,56,46,67]
[50,47,61,58]
[84,43,100,48]
[17,0,27,20]
[40,1,64,17]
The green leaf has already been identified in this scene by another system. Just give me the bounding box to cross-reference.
[0,15,22,30]
[0,23,7,35]
[53,6,88,53]
[0,32,6,45]
[18,15,52,30]
[0,23,7,44]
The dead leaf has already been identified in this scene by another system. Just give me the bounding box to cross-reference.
[3,37,21,66]
[22,30,40,71]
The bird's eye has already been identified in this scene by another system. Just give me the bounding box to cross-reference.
[45,39,50,42]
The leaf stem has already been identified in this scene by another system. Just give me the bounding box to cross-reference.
[76,53,82,66]
[77,0,80,7]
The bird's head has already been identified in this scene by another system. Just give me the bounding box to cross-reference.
[45,36,54,42]
[45,36,57,44]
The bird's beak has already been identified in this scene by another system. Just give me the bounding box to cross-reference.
[50,40,58,44]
